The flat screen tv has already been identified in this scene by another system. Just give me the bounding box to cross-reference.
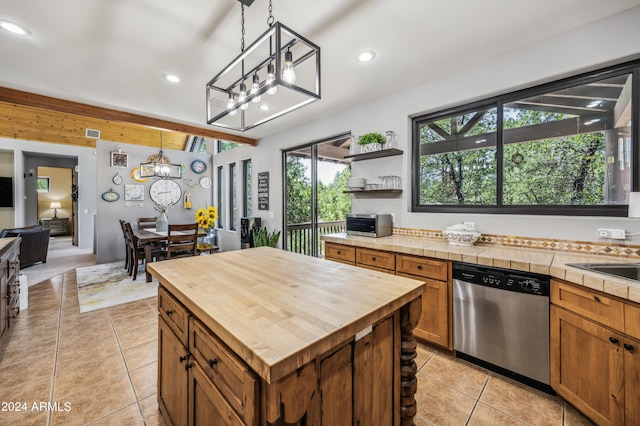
[0,177,14,207]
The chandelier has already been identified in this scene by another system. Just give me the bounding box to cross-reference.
[206,0,321,132]
[140,132,182,179]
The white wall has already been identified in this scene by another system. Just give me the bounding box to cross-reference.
[0,138,96,249]
[216,7,640,247]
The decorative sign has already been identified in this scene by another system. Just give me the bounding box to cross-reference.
[258,171,269,210]
[124,184,144,201]
[110,146,128,168]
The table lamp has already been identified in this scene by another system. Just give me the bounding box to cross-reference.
[50,201,61,218]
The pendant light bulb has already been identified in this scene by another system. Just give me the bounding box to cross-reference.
[266,63,277,95]
[282,50,296,84]
[238,83,249,110]
[227,91,237,116]
[251,73,261,103]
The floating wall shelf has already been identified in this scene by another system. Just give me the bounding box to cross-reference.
[344,148,403,161]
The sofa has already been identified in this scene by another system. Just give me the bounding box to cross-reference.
[0,225,51,268]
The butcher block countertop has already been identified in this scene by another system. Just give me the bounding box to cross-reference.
[0,237,19,258]
[322,233,640,303]
[147,246,425,383]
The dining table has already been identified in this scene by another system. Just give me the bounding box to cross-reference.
[132,226,217,282]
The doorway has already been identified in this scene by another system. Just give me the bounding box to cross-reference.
[283,133,352,257]
[36,166,75,245]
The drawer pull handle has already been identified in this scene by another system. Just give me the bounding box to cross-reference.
[179,355,187,363]
[372,257,376,261]
[624,343,635,351]
[594,295,601,303]
[209,359,218,367]
[165,309,173,316]
[417,265,423,270]
[337,251,341,254]
[609,337,619,344]
[185,363,193,370]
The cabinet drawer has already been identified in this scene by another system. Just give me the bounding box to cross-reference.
[158,286,189,346]
[356,248,395,271]
[626,304,640,340]
[189,361,245,426]
[325,243,355,263]
[396,254,448,281]
[190,319,258,426]
[551,280,624,332]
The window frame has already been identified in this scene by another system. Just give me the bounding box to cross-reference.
[242,159,252,218]
[412,60,640,217]
[216,165,224,229]
[229,162,237,231]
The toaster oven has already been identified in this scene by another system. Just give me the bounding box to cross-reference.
[346,214,393,237]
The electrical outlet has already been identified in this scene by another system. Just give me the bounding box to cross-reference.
[598,228,626,239]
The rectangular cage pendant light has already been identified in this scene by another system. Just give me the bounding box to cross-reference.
[206,22,321,132]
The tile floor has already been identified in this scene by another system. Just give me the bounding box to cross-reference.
[0,269,596,425]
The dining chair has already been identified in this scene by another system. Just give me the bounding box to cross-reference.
[162,223,199,259]
[137,217,157,229]
[125,222,163,280]
[118,220,130,271]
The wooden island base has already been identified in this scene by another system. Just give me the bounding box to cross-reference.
[150,248,425,426]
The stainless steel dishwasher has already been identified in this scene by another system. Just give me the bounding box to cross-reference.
[453,262,552,393]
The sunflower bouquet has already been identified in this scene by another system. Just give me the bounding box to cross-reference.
[195,206,218,231]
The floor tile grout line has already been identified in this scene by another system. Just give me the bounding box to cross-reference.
[106,304,148,424]
[48,272,67,426]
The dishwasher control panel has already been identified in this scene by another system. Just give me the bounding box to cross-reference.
[453,263,550,296]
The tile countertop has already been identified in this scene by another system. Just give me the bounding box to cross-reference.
[322,233,640,304]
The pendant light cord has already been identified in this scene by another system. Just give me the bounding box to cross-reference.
[241,2,245,52]
[267,0,274,27]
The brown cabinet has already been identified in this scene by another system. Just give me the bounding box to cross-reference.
[0,238,20,348]
[551,279,640,425]
[158,289,259,426]
[326,243,452,349]
[324,242,355,265]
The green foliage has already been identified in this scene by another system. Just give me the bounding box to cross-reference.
[357,132,386,146]
[419,107,608,206]
[252,227,281,248]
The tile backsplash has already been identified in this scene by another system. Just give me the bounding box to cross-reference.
[393,227,640,259]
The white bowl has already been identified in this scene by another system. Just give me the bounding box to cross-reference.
[443,229,481,246]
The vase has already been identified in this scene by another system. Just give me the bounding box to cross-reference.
[156,212,168,232]
[360,143,382,153]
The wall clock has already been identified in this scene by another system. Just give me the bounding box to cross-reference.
[149,179,182,206]
[110,147,128,168]
[191,159,207,174]
[112,172,123,185]
[199,177,212,189]
[101,188,120,202]
[131,167,148,182]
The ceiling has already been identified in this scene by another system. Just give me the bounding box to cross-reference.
[1,0,639,142]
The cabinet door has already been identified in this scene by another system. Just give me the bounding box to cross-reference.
[158,317,189,426]
[550,306,624,425]
[188,361,245,426]
[625,337,640,425]
[399,274,449,349]
[0,271,7,345]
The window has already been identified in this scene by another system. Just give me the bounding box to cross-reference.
[413,62,638,216]
[229,163,237,231]
[243,159,252,217]
[36,177,50,192]
[216,166,224,229]
[217,140,240,153]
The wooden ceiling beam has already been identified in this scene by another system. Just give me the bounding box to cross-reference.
[0,86,258,146]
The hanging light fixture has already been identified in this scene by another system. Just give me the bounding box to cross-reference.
[139,132,182,179]
[206,0,321,132]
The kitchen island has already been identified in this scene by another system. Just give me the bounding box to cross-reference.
[148,247,425,425]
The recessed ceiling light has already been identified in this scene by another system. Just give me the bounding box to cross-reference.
[0,19,31,36]
[164,74,181,84]
[259,105,270,111]
[356,50,376,63]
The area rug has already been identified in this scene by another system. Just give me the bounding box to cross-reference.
[76,262,157,313]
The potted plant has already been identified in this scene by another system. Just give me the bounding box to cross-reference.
[357,132,386,153]
[252,226,281,248]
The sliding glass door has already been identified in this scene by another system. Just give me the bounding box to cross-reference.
[283,133,352,257]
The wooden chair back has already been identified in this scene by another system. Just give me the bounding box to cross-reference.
[166,223,199,259]
[137,217,157,229]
